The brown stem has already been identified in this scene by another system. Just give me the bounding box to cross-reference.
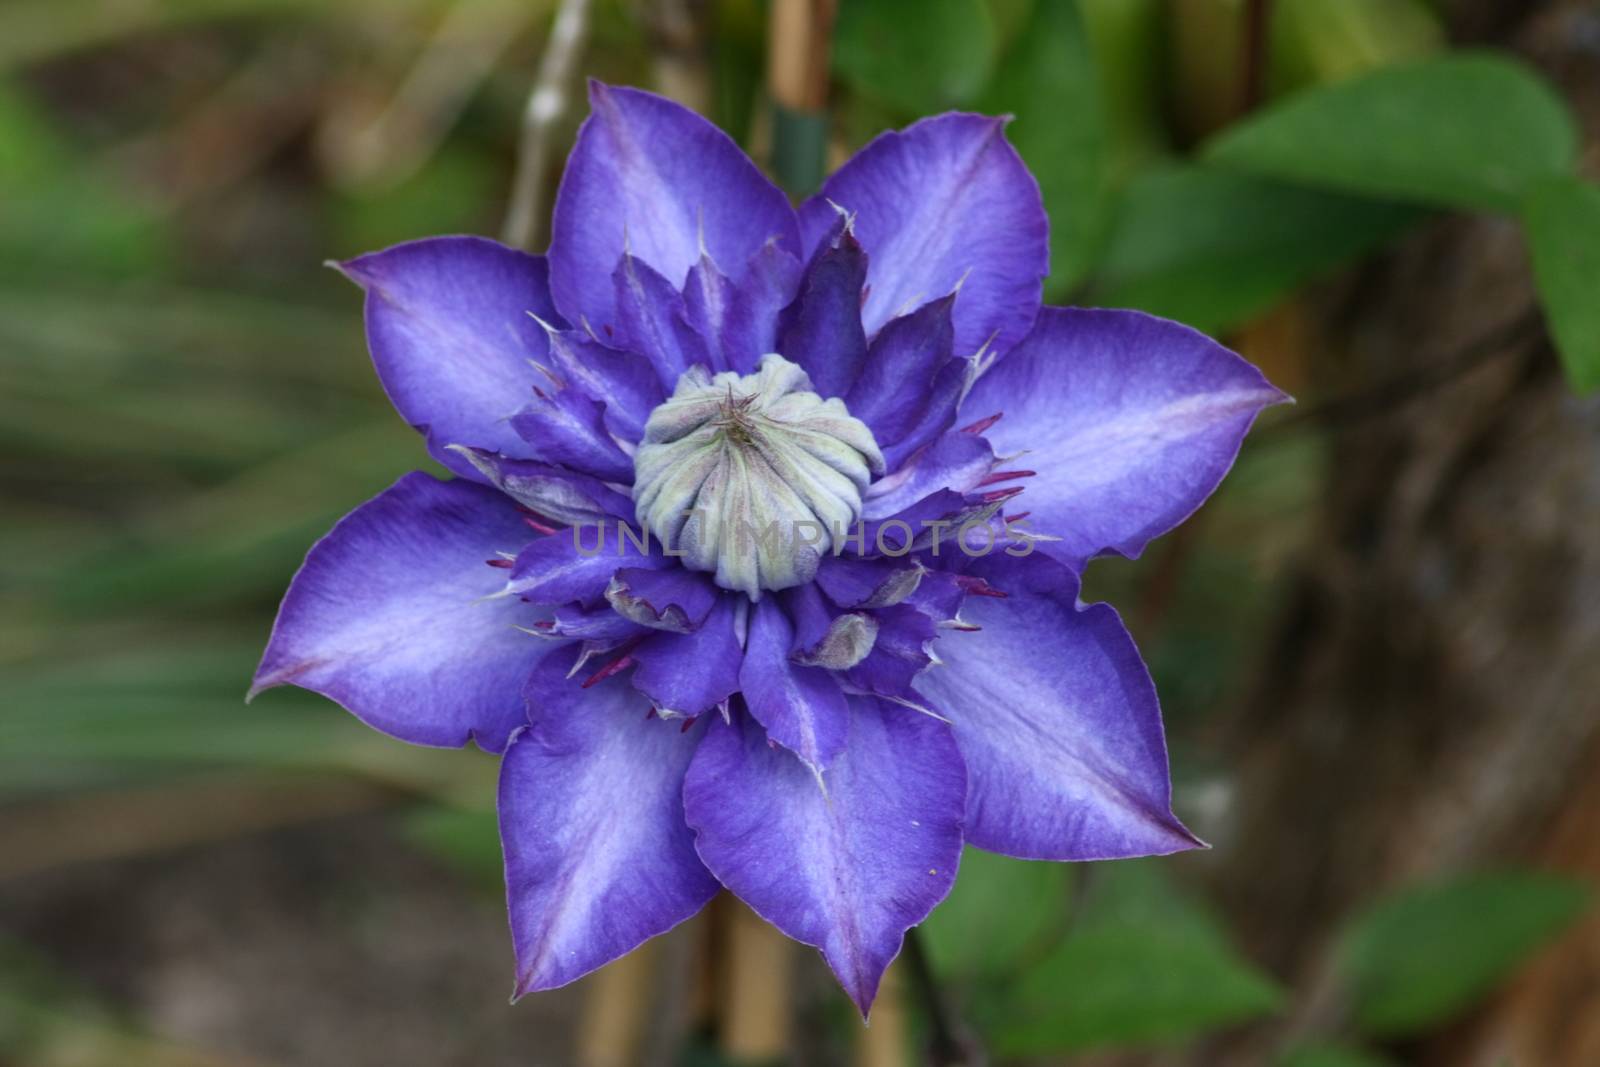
[1240,0,1271,115]
[502,0,593,251]
[902,928,984,1067]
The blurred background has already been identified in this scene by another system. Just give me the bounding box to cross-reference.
[3,0,1598,1064]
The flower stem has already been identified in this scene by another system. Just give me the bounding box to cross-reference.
[767,0,836,196]
[901,928,984,1067]
[503,0,592,251]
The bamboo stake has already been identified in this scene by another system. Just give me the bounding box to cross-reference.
[766,0,836,195]
[722,900,794,1063]
[503,0,593,251]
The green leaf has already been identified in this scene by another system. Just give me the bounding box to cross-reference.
[1268,0,1442,96]
[1090,166,1418,333]
[980,0,1109,294]
[922,846,1072,980]
[404,805,502,888]
[1205,53,1578,212]
[1523,175,1600,393]
[834,0,996,115]
[1339,871,1590,1036]
[0,87,170,280]
[1078,0,1169,175]
[1279,1043,1398,1067]
[984,860,1283,1054]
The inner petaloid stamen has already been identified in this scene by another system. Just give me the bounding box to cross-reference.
[632,355,885,599]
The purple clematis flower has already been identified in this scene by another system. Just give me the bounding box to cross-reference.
[252,82,1286,1016]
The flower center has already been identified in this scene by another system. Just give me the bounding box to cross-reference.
[633,354,885,599]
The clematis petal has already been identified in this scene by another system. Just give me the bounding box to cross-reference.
[846,293,958,453]
[539,325,664,443]
[504,647,719,995]
[251,472,537,752]
[613,252,711,387]
[504,525,667,605]
[798,114,1047,359]
[878,357,970,472]
[630,592,743,717]
[777,214,870,399]
[338,236,565,482]
[545,602,648,642]
[605,566,720,632]
[449,446,636,527]
[913,553,1202,860]
[964,308,1287,565]
[863,431,996,520]
[842,604,938,705]
[740,597,851,775]
[814,555,928,610]
[682,700,966,1017]
[682,244,799,375]
[510,387,634,483]
[549,82,800,338]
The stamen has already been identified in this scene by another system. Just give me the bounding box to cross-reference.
[955,575,1008,599]
[960,412,1003,435]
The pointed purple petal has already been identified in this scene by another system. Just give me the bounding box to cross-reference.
[510,387,634,483]
[549,83,800,339]
[682,701,966,1017]
[450,446,636,526]
[339,236,565,482]
[963,307,1287,565]
[682,244,800,375]
[252,472,537,752]
[540,326,664,443]
[847,293,957,447]
[776,215,869,398]
[913,553,1202,860]
[842,604,938,705]
[799,114,1047,359]
[546,601,649,642]
[863,431,996,520]
[739,598,850,773]
[504,648,718,995]
[630,592,743,716]
[613,252,711,386]
[878,356,970,472]
[814,555,928,610]
[505,525,667,605]
[605,566,719,632]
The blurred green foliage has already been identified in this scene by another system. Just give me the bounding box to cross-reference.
[1279,1043,1401,1067]
[922,846,1073,981]
[1337,872,1590,1037]
[971,861,1284,1054]
[1523,175,1600,391]
[1089,166,1416,334]
[1205,53,1578,212]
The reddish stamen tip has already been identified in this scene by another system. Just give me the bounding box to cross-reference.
[975,469,1036,488]
[522,515,558,536]
[645,707,658,720]
[1005,511,1032,523]
[955,574,1008,598]
[980,486,1026,504]
[679,716,699,733]
[960,412,1003,435]
[485,558,514,569]
[582,656,632,687]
